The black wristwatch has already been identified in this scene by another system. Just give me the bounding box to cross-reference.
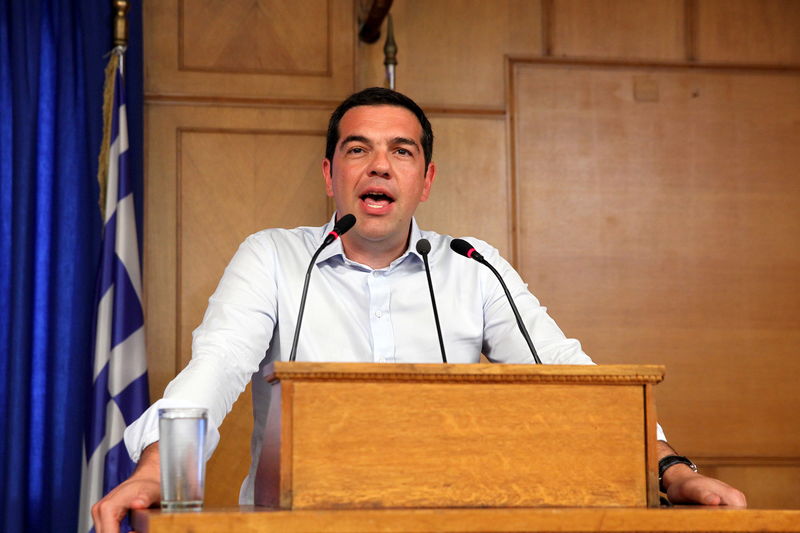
[658,454,698,492]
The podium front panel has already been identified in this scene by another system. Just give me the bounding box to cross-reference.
[255,363,663,509]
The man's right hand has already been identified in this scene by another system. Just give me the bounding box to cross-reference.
[91,442,161,533]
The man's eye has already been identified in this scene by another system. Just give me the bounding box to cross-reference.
[396,148,410,156]
[349,147,365,154]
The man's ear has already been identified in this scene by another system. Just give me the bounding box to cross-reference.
[419,161,436,202]
[322,158,334,197]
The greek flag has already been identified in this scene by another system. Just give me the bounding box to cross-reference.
[78,48,149,533]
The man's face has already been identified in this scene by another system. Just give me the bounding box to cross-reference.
[323,105,435,251]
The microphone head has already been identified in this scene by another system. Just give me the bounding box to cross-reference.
[450,238,484,261]
[450,238,474,257]
[416,238,431,256]
[333,213,356,236]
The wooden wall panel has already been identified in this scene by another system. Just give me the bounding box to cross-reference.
[550,0,686,61]
[415,116,511,257]
[179,129,329,365]
[699,462,800,509]
[358,0,542,109]
[145,105,333,399]
[512,62,800,461]
[695,0,800,65]
[180,0,329,74]
[144,0,354,100]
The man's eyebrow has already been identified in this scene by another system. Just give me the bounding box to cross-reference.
[338,135,420,151]
[339,135,371,148]
[392,137,420,150]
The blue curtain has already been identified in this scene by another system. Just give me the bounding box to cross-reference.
[0,1,143,531]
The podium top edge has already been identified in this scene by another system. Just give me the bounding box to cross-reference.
[265,362,665,384]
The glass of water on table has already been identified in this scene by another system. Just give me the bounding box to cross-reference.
[158,407,208,511]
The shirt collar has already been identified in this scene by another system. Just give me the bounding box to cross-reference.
[315,214,426,269]
[407,218,426,262]
[315,214,346,264]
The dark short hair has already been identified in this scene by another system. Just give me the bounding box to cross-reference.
[325,87,433,171]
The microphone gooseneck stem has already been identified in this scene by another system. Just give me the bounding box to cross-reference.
[421,252,447,363]
[289,214,356,362]
[288,245,326,362]
[476,257,543,365]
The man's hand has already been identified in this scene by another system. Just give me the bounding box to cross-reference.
[92,443,161,533]
[657,441,746,507]
[663,464,747,506]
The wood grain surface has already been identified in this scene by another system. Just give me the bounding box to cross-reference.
[290,381,646,508]
[132,506,800,533]
[695,0,800,65]
[255,364,660,509]
[550,0,686,60]
[511,62,800,461]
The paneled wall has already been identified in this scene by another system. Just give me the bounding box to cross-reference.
[143,0,800,507]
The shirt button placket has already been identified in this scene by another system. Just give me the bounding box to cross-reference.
[368,270,394,363]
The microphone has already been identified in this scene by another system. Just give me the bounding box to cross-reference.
[449,238,543,364]
[289,214,356,362]
[416,238,447,363]
[322,213,356,247]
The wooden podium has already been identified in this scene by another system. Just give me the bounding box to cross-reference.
[254,362,664,510]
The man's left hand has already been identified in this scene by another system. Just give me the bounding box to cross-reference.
[657,441,747,507]
[664,468,747,507]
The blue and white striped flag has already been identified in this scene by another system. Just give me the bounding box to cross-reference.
[78,47,149,533]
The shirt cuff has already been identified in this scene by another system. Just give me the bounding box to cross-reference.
[123,398,221,463]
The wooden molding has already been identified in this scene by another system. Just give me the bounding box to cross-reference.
[422,106,505,117]
[506,55,800,73]
[684,0,697,62]
[541,0,554,56]
[133,507,800,533]
[266,362,666,384]
[505,55,520,268]
[177,127,326,137]
[145,93,507,117]
[695,456,800,467]
[145,94,343,109]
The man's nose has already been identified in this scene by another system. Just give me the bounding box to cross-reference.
[368,151,391,178]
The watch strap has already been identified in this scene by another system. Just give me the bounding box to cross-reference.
[658,454,698,491]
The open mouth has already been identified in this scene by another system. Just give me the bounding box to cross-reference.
[360,190,395,209]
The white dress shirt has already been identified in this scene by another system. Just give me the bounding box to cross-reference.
[124,215,663,503]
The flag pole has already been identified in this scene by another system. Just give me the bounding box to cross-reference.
[113,0,129,48]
